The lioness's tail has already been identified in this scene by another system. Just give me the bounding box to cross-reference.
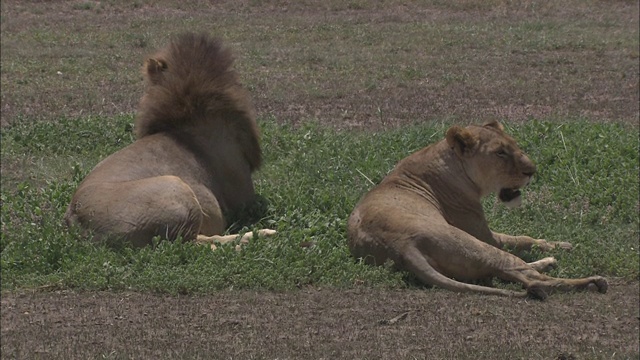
[135,32,261,170]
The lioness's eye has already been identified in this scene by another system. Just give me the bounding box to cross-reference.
[496,149,508,158]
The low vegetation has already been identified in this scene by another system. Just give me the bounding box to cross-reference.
[1,116,637,294]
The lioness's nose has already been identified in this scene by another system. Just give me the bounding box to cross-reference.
[521,156,536,177]
[523,163,536,177]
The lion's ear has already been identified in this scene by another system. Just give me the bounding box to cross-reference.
[446,125,478,157]
[144,58,167,83]
[482,120,504,132]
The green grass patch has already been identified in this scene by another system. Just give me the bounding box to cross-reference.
[1,117,638,294]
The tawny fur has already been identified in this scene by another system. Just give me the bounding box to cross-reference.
[347,121,608,299]
[65,33,274,248]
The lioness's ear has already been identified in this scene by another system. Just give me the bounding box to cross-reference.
[144,58,167,83]
[483,120,504,132]
[446,126,478,157]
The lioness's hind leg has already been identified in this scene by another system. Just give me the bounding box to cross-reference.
[436,228,608,300]
[401,246,528,297]
[495,263,608,300]
[525,276,608,300]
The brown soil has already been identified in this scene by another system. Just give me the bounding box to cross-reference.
[2,282,638,359]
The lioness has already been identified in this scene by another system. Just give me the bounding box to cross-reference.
[65,33,274,248]
[347,121,608,299]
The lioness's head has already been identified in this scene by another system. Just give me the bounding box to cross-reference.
[446,121,536,208]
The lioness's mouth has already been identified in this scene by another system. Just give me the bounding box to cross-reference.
[499,188,521,203]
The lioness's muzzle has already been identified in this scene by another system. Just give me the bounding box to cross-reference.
[499,188,521,203]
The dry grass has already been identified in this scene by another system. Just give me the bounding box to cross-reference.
[1,0,638,128]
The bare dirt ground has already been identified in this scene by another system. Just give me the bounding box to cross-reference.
[2,282,638,359]
[1,1,639,359]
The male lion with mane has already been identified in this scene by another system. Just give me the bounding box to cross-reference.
[348,121,608,299]
[65,33,274,249]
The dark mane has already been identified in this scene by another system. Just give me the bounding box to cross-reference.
[135,32,261,170]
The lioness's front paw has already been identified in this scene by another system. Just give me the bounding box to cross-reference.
[536,240,572,251]
[528,257,557,273]
[550,241,572,251]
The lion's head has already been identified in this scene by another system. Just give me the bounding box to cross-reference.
[445,121,536,208]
